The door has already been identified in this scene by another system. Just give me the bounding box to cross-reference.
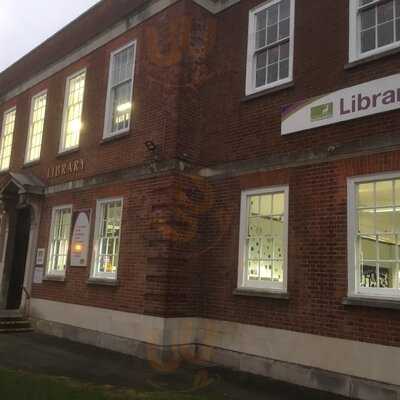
[6,207,31,310]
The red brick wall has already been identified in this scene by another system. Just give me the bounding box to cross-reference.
[2,0,400,348]
[199,151,400,348]
[0,1,189,188]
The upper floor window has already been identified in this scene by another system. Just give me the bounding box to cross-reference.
[91,197,123,280]
[104,42,136,139]
[47,205,72,276]
[0,108,16,171]
[238,186,289,292]
[246,0,295,96]
[25,91,47,164]
[348,173,400,299]
[349,0,400,62]
[60,69,86,153]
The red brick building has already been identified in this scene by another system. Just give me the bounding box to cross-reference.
[1,0,400,398]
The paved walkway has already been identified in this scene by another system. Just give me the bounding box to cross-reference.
[0,332,350,399]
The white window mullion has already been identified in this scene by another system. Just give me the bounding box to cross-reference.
[47,205,72,276]
[238,186,289,292]
[91,198,123,280]
[60,70,86,153]
[25,91,47,164]
[246,0,294,96]
[0,108,16,172]
[104,42,136,139]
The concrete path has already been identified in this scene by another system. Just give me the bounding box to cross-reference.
[0,332,350,399]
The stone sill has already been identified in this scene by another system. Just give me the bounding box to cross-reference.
[42,275,66,282]
[56,148,80,159]
[234,288,289,299]
[87,278,119,287]
[241,81,294,103]
[345,46,400,70]
[343,296,400,310]
[100,131,130,144]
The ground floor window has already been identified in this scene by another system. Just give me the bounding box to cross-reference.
[47,205,72,276]
[91,198,123,280]
[348,172,400,298]
[238,186,289,292]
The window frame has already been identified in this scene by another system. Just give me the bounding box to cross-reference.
[245,0,295,96]
[59,68,87,154]
[90,197,124,281]
[103,41,137,139]
[349,0,400,63]
[347,171,400,300]
[0,107,17,172]
[46,204,73,277]
[25,89,47,164]
[237,186,289,293]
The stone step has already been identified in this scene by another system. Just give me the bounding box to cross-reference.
[0,316,32,333]
[0,327,33,333]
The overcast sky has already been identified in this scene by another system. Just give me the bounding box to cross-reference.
[0,0,101,72]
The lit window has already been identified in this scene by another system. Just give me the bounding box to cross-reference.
[238,187,289,292]
[348,174,400,298]
[245,0,294,95]
[104,42,136,138]
[25,91,47,163]
[47,205,72,276]
[0,108,16,171]
[92,198,123,280]
[349,0,400,62]
[60,70,86,152]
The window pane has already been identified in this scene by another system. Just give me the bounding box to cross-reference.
[48,207,72,274]
[355,177,400,294]
[361,7,376,29]
[361,28,376,52]
[378,262,396,288]
[107,44,135,136]
[378,235,396,260]
[376,209,394,233]
[0,109,16,171]
[256,29,267,48]
[280,0,290,19]
[26,93,47,163]
[256,9,267,30]
[62,72,85,151]
[266,24,278,44]
[267,63,278,83]
[94,200,122,278]
[111,81,132,133]
[378,21,394,46]
[268,46,279,65]
[279,18,290,39]
[358,183,374,207]
[376,180,393,207]
[267,4,279,25]
[360,235,377,260]
[377,1,394,24]
[256,68,266,87]
[245,190,286,288]
[279,59,289,80]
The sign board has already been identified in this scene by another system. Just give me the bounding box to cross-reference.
[70,209,91,267]
[282,73,400,135]
[33,267,44,284]
[36,248,45,265]
[47,159,85,179]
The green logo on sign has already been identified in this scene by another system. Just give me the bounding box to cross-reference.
[311,102,333,122]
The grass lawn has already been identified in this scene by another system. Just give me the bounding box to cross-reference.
[0,368,218,400]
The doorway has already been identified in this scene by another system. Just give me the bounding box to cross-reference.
[6,207,31,310]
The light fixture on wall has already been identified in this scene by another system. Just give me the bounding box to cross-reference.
[145,141,161,161]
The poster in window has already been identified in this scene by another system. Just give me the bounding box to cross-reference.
[70,209,91,267]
